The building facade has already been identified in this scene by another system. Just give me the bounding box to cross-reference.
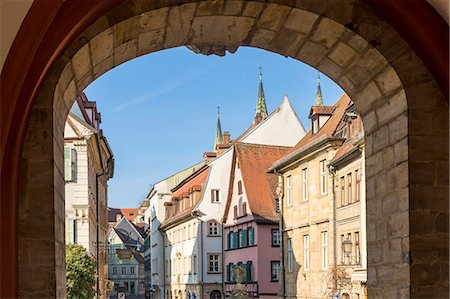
[269,80,367,299]
[108,217,146,297]
[223,143,291,298]
[64,93,114,299]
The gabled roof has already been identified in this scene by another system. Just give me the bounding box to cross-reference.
[233,143,291,222]
[113,228,144,263]
[108,208,139,223]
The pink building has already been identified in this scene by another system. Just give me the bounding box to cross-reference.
[223,143,291,298]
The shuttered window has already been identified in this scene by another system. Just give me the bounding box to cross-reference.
[66,217,75,243]
[64,146,76,182]
[248,227,255,246]
[245,261,252,281]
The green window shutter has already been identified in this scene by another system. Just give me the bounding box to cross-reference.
[246,261,252,281]
[226,264,231,281]
[233,232,239,248]
[227,232,231,250]
[66,217,74,244]
[249,227,255,246]
[64,147,72,181]
[232,264,237,282]
[242,229,248,247]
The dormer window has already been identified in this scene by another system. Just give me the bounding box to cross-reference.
[312,118,319,134]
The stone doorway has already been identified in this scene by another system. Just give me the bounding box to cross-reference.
[1,0,447,298]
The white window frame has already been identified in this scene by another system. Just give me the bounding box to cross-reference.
[302,168,308,201]
[286,175,292,206]
[207,253,221,273]
[320,160,327,195]
[208,221,220,236]
[211,189,220,203]
[271,261,281,281]
[272,229,280,246]
[303,235,309,271]
[287,238,293,272]
[321,231,328,270]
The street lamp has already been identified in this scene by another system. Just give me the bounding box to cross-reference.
[342,239,352,265]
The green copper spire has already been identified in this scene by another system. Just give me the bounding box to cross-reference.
[255,66,268,120]
[213,106,223,151]
[315,72,324,106]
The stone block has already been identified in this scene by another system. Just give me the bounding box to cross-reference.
[372,125,389,153]
[114,39,137,67]
[391,52,432,89]
[138,28,165,56]
[284,8,318,34]
[317,58,341,79]
[222,1,244,15]
[139,8,169,33]
[387,210,409,238]
[191,16,254,46]
[310,17,345,49]
[409,162,436,186]
[165,3,197,48]
[295,40,327,67]
[63,80,77,110]
[386,162,408,192]
[336,75,356,97]
[196,1,224,16]
[340,28,369,53]
[57,62,74,95]
[381,146,394,170]
[375,66,402,97]
[113,17,138,47]
[362,110,377,135]
[346,48,387,87]
[270,29,306,57]
[329,42,357,67]
[377,264,410,284]
[354,82,382,116]
[374,171,387,196]
[411,263,443,286]
[90,28,113,66]
[71,44,91,81]
[76,73,93,92]
[409,110,433,136]
[393,137,408,164]
[257,4,291,31]
[382,237,403,264]
[436,161,449,185]
[389,114,408,146]
[242,1,264,18]
[93,56,114,80]
[376,89,407,128]
[410,186,449,211]
[250,28,276,49]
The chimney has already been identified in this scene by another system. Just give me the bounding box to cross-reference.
[223,131,230,144]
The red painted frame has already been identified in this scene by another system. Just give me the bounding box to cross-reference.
[0,0,447,297]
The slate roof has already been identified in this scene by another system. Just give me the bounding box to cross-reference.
[234,143,291,222]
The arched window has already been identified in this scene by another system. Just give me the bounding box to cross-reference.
[233,205,238,219]
[210,290,221,299]
[242,202,247,215]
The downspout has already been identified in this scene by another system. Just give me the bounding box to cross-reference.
[327,164,338,296]
[221,222,225,297]
[95,170,105,298]
[274,170,286,298]
[200,220,204,298]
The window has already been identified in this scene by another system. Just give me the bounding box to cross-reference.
[303,235,309,271]
[302,168,308,201]
[233,205,238,219]
[313,118,319,134]
[242,202,247,216]
[287,238,293,272]
[340,176,345,206]
[286,175,292,206]
[355,232,361,265]
[112,266,117,275]
[208,221,220,236]
[122,266,126,275]
[192,255,198,275]
[208,254,221,273]
[321,231,328,270]
[275,199,280,212]
[237,181,243,194]
[248,227,255,246]
[188,224,191,239]
[347,173,352,204]
[271,229,280,247]
[320,160,327,195]
[355,170,361,202]
[130,266,135,274]
[239,229,248,247]
[211,189,220,203]
[341,234,345,263]
[271,261,281,281]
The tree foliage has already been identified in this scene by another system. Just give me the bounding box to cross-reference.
[66,244,97,299]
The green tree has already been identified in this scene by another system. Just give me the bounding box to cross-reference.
[66,244,97,299]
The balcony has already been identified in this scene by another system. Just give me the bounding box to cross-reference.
[225,281,258,298]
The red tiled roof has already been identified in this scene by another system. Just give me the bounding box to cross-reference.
[235,143,292,222]
[309,105,335,116]
[331,115,364,163]
[108,207,139,223]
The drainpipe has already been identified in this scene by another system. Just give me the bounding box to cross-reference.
[200,220,204,298]
[221,222,225,297]
[95,171,104,299]
[274,170,285,298]
[327,164,338,297]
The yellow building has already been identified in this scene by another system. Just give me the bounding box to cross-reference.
[268,79,366,299]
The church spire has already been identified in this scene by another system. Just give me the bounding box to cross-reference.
[315,72,324,106]
[254,66,268,124]
[213,106,223,151]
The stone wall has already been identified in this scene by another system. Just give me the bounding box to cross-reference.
[18,0,448,298]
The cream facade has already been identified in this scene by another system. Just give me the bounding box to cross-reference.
[269,92,367,299]
[64,94,114,299]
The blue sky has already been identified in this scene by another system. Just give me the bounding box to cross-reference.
[84,46,344,208]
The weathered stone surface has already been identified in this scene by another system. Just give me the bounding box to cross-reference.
[90,28,113,66]
[113,17,138,47]
[257,4,291,31]
[242,1,264,18]
[71,44,91,81]
[354,82,382,116]
[222,1,244,15]
[114,39,137,66]
[295,40,327,67]
[165,3,197,47]
[191,16,254,45]
[375,66,402,97]
[139,8,169,33]
[346,48,387,87]
[329,42,357,67]
[138,29,165,55]
[284,8,318,34]
[310,17,345,49]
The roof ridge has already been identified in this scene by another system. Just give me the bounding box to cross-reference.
[236,142,293,149]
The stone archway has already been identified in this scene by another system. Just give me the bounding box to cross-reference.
[2,0,448,298]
